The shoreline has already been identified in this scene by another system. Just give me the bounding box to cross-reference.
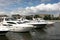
[47,20,60,22]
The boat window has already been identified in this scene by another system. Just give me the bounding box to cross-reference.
[3,24,12,26]
[23,21,29,23]
[7,22,16,24]
[17,21,29,24]
[17,22,23,24]
[3,24,8,26]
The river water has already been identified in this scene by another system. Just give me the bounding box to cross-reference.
[0,22,60,40]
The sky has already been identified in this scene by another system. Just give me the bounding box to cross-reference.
[0,0,60,15]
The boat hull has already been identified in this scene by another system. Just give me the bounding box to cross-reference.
[33,24,47,28]
[0,31,8,35]
[9,27,33,32]
[0,31,8,33]
[0,26,9,33]
[8,24,33,32]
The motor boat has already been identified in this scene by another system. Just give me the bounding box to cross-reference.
[17,18,55,28]
[0,17,34,32]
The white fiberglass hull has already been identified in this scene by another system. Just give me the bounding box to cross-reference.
[0,26,9,33]
[9,27,33,32]
[47,21,55,24]
[9,24,33,32]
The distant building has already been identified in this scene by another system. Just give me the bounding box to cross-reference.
[38,14,51,18]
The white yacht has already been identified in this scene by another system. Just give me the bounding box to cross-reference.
[17,18,55,28]
[0,17,34,32]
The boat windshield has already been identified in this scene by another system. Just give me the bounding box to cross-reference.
[5,18,16,21]
[17,21,30,24]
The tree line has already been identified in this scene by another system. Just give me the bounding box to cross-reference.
[25,15,60,20]
[43,15,60,20]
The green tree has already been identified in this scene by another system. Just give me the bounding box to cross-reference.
[43,15,51,20]
[26,16,32,20]
[34,15,41,18]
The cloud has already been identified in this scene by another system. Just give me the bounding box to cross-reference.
[0,10,10,15]
[0,11,6,15]
[11,2,60,15]
[0,0,52,7]
[40,0,51,3]
[0,0,23,13]
[0,0,22,7]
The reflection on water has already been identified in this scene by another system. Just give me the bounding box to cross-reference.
[6,32,32,40]
[30,28,48,40]
[0,22,60,40]
[0,35,8,40]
